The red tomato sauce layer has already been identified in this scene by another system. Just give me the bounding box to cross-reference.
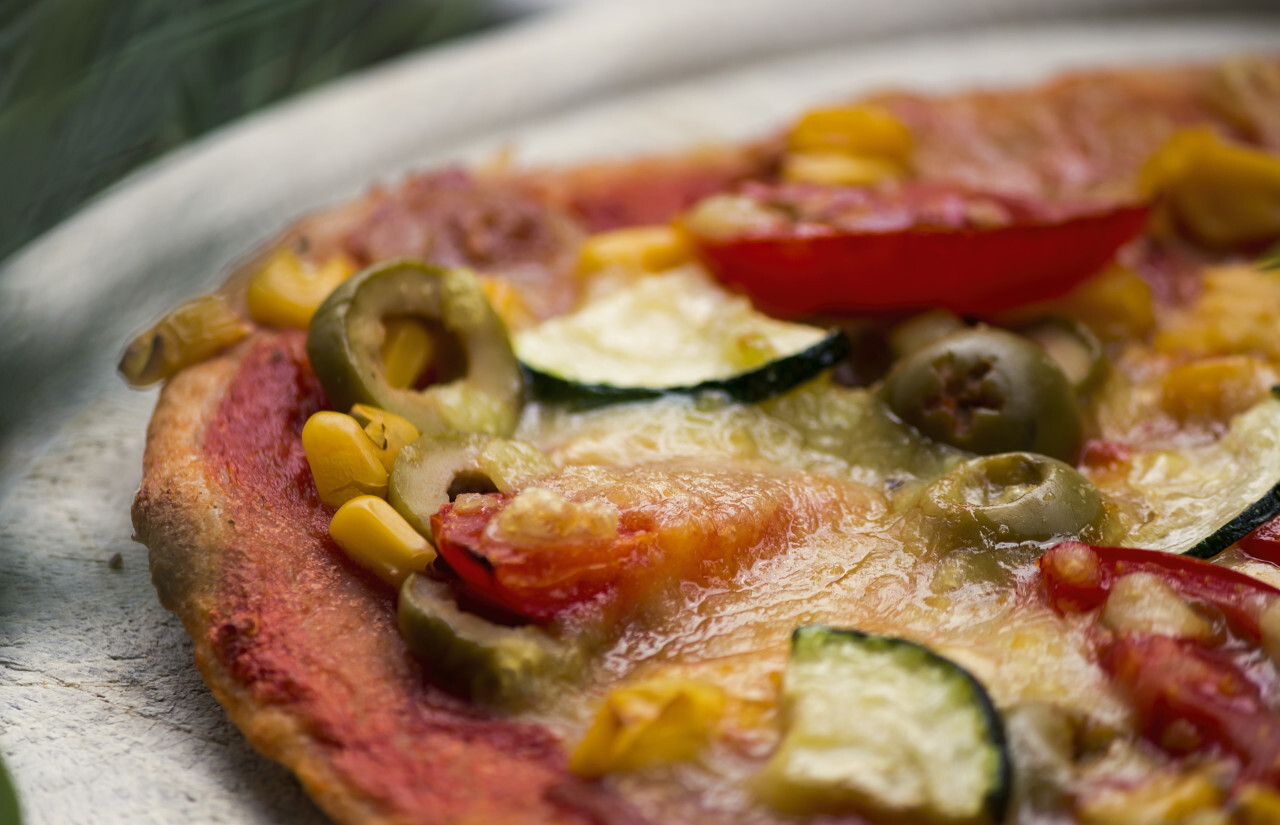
[201,331,617,825]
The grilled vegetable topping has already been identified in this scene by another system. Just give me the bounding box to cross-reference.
[389,432,556,539]
[1142,128,1280,248]
[306,259,523,436]
[329,495,435,588]
[119,294,251,387]
[687,182,1147,317]
[246,249,356,329]
[570,678,725,778]
[397,573,584,710]
[881,327,1083,461]
[1015,316,1107,395]
[1124,397,1280,557]
[516,268,844,406]
[301,411,389,508]
[757,626,1009,824]
[920,452,1105,550]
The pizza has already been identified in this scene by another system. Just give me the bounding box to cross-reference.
[124,55,1280,825]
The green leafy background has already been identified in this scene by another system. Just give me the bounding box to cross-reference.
[0,0,497,263]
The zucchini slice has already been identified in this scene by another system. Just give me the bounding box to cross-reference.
[515,267,847,406]
[757,626,1009,824]
[1124,397,1280,558]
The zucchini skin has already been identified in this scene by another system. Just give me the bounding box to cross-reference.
[1183,391,1280,559]
[522,329,849,408]
[1184,480,1280,559]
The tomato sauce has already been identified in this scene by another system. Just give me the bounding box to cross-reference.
[201,332,619,825]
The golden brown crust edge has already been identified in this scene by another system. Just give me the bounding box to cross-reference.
[131,342,396,825]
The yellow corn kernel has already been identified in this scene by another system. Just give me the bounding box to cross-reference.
[570,678,725,779]
[1160,355,1271,424]
[786,105,913,165]
[781,150,904,186]
[1078,770,1225,825]
[479,276,536,331]
[348,404,420,473]
[246,249,357,329]
[1141,128,1280,248]
[1048,264,1156,342]
[1235,784,1280,825]
[381,318,433,389]
[1155,265,1280,360]
[778,149,901,186]
[329,495,435,587]
[118,294,251,387]
[301,411,389,508]
[576,225,693,277]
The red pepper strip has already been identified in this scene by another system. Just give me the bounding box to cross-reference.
[1241,515,1280,566]
[1039,541,1280,642]
[1106,633,1280,787]
[690,182,1149,318]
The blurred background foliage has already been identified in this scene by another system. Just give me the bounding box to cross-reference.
[0,0,506,263]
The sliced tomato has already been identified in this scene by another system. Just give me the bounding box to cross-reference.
[688,182,1149,317]
[430,465,873,623]
[1039,541,1280,642]
[1106,633,1280,786]
[1241,515,1280,566]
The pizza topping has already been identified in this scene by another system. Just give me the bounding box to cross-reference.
[389,432,556,540]
[245,248,357,330]
[397,573,586,710]
[687,181,1149,317]
[569,678,726,779]
[919,452,1105,551]
[118,294,251,387]
[431,463,880,622]
[491,487,621,548]
[1098,572,1216,642]
[301,410,390,507]
[306,259,524,436]
[1014,316,1108,396]
[1040,542,1280,641]
[516,267,846,406]
[1076,768,1226,825]
[575,225,693,279]
[1142,128,1280,249]
[347,404,420,473]
[1122,396,1280,558]
[781,105,913,187]
[881,326,1083,461]
[755,626,1009,824]
[1158,355,1272,427]
[329,495,435,587]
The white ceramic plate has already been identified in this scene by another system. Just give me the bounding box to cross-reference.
[2,1,1278,822]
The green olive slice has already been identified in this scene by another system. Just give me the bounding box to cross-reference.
[390,432,556,539]
[306,259,523,436]
[920,452,1105,549]
[881,326,1083,461]
[398,573,585,709]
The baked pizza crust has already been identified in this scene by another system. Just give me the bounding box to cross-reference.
[128,58,1280,825]
[133,335,625,825]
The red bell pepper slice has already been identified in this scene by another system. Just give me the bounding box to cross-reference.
[1039,541,1280,642]
[1105,633,1280,787]
[689,182,1149,317]
[1241,515,1280,566]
